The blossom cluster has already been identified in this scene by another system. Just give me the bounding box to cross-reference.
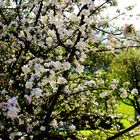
[0,0,139,139]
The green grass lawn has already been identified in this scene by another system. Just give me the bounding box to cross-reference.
[115,102,140,140]
[80,102,140,139]
[115,102,134,128]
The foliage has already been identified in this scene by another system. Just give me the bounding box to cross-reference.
[84,46,114,72]
[110,48,140,126]
[111,48,140,89]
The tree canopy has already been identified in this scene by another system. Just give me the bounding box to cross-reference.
[0,0,140,139]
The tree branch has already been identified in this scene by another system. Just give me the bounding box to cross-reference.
[109,12,125,22]
[107,121,140,140]
[93,26,122,35]
[89,0,109,17]
[34,0,43,26]
[0,9,9,25]
[95,45,140,53]
[53,25,67,48]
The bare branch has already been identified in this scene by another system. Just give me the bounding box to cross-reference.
[96,45,140,53]
[34,0,43,26]
[107,121,140,140]
[93,26,122,35]
[89,0,109,17]
[109,12,125,22]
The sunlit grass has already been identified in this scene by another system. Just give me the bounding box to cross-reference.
[80,102,140,139]
[115,102,134,128]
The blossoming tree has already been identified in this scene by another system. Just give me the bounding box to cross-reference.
[0,0,140,139]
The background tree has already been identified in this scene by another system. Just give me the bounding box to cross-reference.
[111,48,140,89]
[110,48,140,120]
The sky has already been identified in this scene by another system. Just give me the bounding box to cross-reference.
[1,0,139,30]
[104,0,140,30]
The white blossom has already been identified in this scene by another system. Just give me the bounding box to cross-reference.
[88,1,95,10]
[46,37,53,46]
[62,62,71,70]
[0,0,3,7]
[16,132,22,136]
[57,77,67,84]
[40,126,46,131]
[31,88,43,98]
[76,41,86,50]
[80,53,87,62]
[7,106,19,119]
[131,88,138,95]
[51,119,58,128]
[40,15,48,23]
[81,137,88,140]
[33,72,41,78]
[53,61,62,70]
[117,114,122,119]
[112,79,119,84]
[8,97,18,106]
[48,29,56,37]
[70,14,79,22]
[119,88,128,98]
[1,89,8,94]
[110,84,117,90]
[25,81,33,89]
[114,104,119,109]
[34,63,45,73]
[76,65,84,73]
[22,65,30,74]
[50,15,63,28]
[69,124,76,130]
[59,121,64,126]
[49,76,57,89]
[63,85,70,94]
[19,136,25,140]
[100,91,108,98]
[65,39,73,45]
[81,9,90,16]
[19,31,25,38]
[26,125,33,133]
[98,19,108,25]
[63,29,71,37]
[24,95,32,104]
[85,80,95,86]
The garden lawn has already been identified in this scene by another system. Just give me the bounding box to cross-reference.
[80,102,140,139]
[115,102,134,128]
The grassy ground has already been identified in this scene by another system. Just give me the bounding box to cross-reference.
[115,102,140,140]
[115,102,134,128]
[80,102,140,139]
